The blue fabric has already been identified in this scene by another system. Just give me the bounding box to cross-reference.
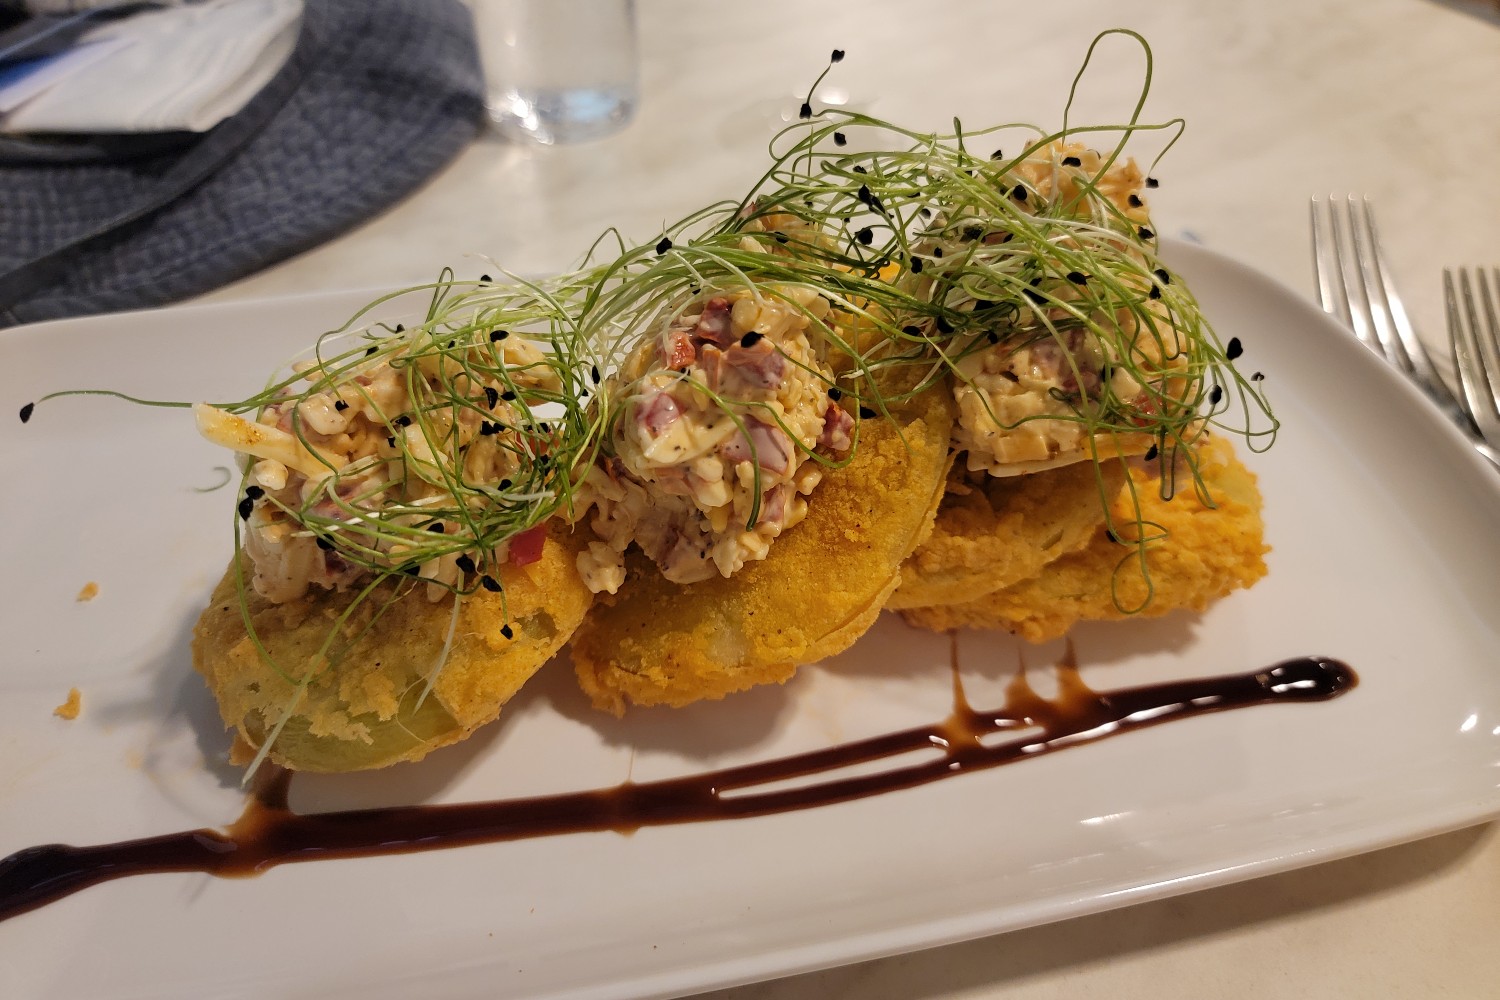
[0,0,484,326]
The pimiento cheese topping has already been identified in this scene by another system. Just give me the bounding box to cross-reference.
[196,336,558,604]
[937,141,1186,475]
[574,285,853,593]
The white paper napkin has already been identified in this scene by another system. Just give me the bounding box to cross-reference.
[1,0,303,134]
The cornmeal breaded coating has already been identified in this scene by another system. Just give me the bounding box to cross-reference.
[888,458,1128,610]
[901,436,1266,641]
[192,521,594,771]
[572,382,956,714]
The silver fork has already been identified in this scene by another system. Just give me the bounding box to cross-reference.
[1310,195,1495,464]
[1445,267,1500,467]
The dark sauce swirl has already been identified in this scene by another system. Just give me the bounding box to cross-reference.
[0,651,1355,922]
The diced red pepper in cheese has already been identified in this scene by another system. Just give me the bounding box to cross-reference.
[509,523,547,566]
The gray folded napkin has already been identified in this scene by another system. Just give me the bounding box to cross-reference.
[0,0,485,327]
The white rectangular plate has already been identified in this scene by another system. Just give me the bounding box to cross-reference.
[2,242,1498,1000]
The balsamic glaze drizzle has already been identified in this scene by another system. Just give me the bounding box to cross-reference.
[0,651,1354,922]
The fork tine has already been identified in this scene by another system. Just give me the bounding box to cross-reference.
[1475,268,1500,408]
[1357,198,1464,410]
[1330,196,1380,351]
[1449,268,1500,447]
[1348,196,1409,367]
[1310,197,1351,325]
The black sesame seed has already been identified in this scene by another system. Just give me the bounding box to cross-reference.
[935,316,954,334]
[591,365,601,384]
[853,165,867,175]
[316,535,333,551]
[1066,271,1088,284]
[394,414,412,427]
[656,237,672,255]
[484,386,499,407]
[986,331,1000,344]
[366,346,378,356]
[447,340,456,349]
[334,400,349,412]
[833,131,847,146]
[858,406,876,419]
[395,324,405,333]
[1138,227,1155,240]
[1146,176,1160,188]
[932,246,944,258]
[910,258,924,273]
[499,478,512,489]
[18,402,34,424]
[427,522,444,534]
[798,101,812,119]
[990,148,1005,160]
[245,485,264,500]
[1154,268,1171,285]
[502,389,517,401]
[1128,194,1143,208]
[1062,155,1081,167]
[1148,285,1162,300]
[857,183,872,203]
[481,575,501,593]
[827,386,843,401]
[740,331,763,347]
[456,554,476,574]
[775,234,789,243]
[1145,444,1159,462]
[1024,288,1046,305]
[1012,185,1028,202]
[963,226,983,241]
[902,325,922,336]
[855,227,874,245]
[1226,337,1244,360]
[237,497,254,520]
[830,48,845,62]
[479,421,498,436]
[491,329,510,341]
[500,623,514,638]
[1251,371,1265,381]
[480,274,491,283]
[1209,385,1224,405]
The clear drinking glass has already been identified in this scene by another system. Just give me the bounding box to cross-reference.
[473,0,639,145]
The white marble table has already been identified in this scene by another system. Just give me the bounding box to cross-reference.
[195,1,1500,995]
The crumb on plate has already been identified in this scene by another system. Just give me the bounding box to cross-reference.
[76,581,99,602]
[54,688,82,720]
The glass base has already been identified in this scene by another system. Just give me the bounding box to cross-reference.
[487,85,636,145]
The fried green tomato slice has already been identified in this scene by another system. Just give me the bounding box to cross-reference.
[900,436,1267,642]
[571,383,957,715]
[886,458,1128,610]
[192,521,593,771]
